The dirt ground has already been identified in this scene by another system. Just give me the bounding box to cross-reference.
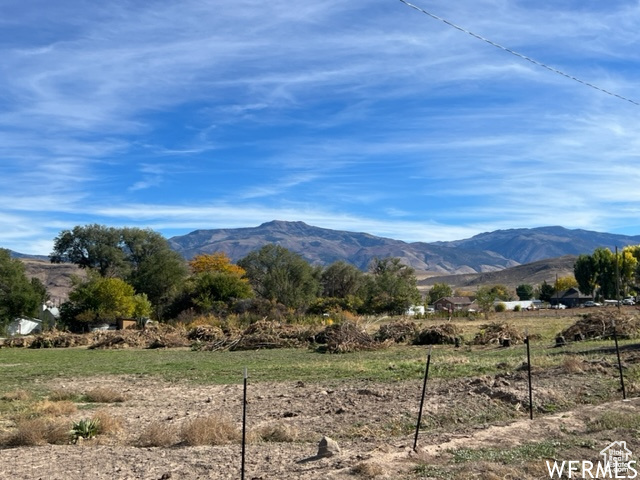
[1,363,638,480]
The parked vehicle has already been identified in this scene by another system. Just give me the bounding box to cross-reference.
[583,301,601,307]
[622,298,636,306]
[551,304,566,309]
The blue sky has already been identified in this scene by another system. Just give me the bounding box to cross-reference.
[2,0,640,255]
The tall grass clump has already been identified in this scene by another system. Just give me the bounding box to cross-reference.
[180,415,241,446]
[84,387,126,403]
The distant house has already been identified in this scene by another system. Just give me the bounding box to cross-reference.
[434,296,474,312]
[549,287,592,308]
[7,317,42,336]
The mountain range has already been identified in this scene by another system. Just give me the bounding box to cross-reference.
[167,221,640,275]
[10,221,640,301]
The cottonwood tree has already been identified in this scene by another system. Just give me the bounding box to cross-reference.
[50,224,126,277]
[307,261,366,314]
[120,227,188,316]
[51,225,188,318]
[0,249,47,330]
[575,247,639,300]
[362,257,421,315]
[320,261,364,298]
[238,244,319,310]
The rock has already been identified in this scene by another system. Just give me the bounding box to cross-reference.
[317,436,340,458]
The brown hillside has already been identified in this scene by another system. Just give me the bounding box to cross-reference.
[21,259,84,304]
[418,255,577,292]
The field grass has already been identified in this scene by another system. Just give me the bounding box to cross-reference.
[0,313,636,395]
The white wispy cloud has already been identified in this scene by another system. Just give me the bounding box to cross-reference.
[1,0,640,254]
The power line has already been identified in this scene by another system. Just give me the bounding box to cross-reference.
[398,0,639,107]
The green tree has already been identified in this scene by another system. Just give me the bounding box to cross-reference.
[592,247,616,299]
[515,284,534,301]
[238,244,319,309]
[189,271,254,313]
[475,285,499,317]
[51,225,188,319]
[574,254,596,297]
[474,284,512,318]
[320,261,364,299]
[0,249,47,330]
[120,227,188,317]
[537,280,555,302]
[60,273,151,332]
[362,257,421,315]
[50,224,126,277]
[428,282,452,304]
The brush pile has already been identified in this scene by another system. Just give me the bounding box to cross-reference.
[413,323,461,345]
[473,323,524,345]
[561,312,640,340]
[230,321,319,351]
[374,321,419,343]
[317,321,381,353]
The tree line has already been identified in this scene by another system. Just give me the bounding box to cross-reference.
[1,225,422,332]
[4,225,639,333]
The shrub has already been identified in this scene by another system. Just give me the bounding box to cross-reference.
[49,388,82,402]
[2,418,70,447]
[1,389,31,402]
[180,415,241,446]
[34,400,77,417]
[137,421,177,447]
[494,303,507,313]
[84,387,126,403]
[92,410,123,435]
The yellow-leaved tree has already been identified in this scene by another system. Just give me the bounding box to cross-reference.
[189,253,246,277]
[554,275,578,292]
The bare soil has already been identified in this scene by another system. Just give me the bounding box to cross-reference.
[2,362,638,479]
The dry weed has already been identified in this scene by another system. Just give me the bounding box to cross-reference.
[1,389,31,402]
[250,423,299,443]
[48,388,81,401]
[84,387,126,403]
[562,355,585,374]
[2,418,70,447]
[351,461,385,478]
[136,421,178,447]
[180,415,241,446]
[34,400,77,417]
[92,410,123,435]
